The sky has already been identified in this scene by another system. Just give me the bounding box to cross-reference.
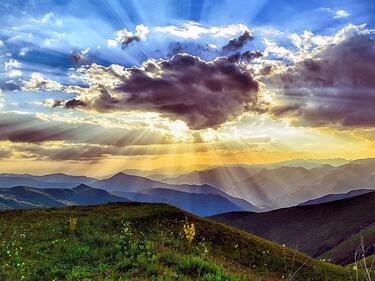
[0,0,375,176]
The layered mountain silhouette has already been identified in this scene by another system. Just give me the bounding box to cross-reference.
[0,173,96,188]
[0,172,258,215]
[211,190,375,265]
[164,158,375,209]
[0,184,129,209]
[298,189,373,206]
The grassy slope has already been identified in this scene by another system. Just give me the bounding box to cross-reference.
[210,191,375,260]
[0,203,354,281]
[320,223,375,265]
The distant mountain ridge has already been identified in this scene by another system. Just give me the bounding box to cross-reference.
[0,172,258,215]
[163,158,375,209]
[298,189,373,206]
[0,173,96,189]
[1,158,374,212]
[0,184,129,209]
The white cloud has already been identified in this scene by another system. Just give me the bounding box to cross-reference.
[41,12,54,24]
[19,47,29,56]
[0,90,4,111]
[0,40,4,47]
[334,9,350,19]
[155,21,250,39]
[263,24,373,63]
[322,8,350,19]
[7,70,22,78]
[108,24,149,48]
[31,12,62,25]
[22,72,64,91]
[4,59,22,77]
[107,39,118,48]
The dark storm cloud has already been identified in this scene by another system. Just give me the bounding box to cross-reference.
[267,30,375,128]
[61,54,262,130]
[222,31,253,52]
[228,50,263,63]
[0,112,170,146]
[65,99,87,108]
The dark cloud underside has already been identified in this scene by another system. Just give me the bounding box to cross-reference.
[267,31,375,127]
[61,54,262,130]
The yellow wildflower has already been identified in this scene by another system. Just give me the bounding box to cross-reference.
[183,222,195,244]
[68,217,78,233]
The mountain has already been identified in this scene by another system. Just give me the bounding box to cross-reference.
[298,189,373,206]
[92,172,258,212]
[114,188,243,216]
[0,180,255,216]
[0,184,129,209]
[0,173,96,189]
[0,202,356,281]
[211,190,375,265]
[164,158,375,210]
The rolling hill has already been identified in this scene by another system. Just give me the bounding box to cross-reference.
[0,203,358,280]
[211,190,375,265]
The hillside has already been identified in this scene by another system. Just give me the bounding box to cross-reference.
[0,203,357,281]
[211,191,375,265]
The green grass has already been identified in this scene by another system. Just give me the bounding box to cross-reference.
[0,202,365,280]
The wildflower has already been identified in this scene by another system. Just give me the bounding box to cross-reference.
[182,221,196,244]
[68,217,78,233]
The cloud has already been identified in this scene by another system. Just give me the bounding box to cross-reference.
[155,21,250,39]
[334,9,350,19]
[321,8,350,19]
[4,59,22,78]
[266,25,375,128]
[107,24,149,48]
[0,90,4,111]
[222,31,253,52]
[228,50,263,63]
[0,148,11,159]
[31,12,62,25]
[58,54,262,130]
[0,112,171,146]
[22,73,64,91]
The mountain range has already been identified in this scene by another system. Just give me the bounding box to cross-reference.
[211,190,375,265]
[0,172,257,216]
[163,158,375,209]
[0,184,129,209]
[2,158,375,267]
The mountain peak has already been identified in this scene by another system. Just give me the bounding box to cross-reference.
[73,183,93,191]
